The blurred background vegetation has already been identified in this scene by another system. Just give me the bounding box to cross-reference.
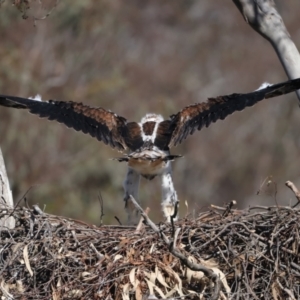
[0,0,299,224]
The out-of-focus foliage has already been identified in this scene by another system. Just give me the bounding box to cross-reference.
[0,0,299,224]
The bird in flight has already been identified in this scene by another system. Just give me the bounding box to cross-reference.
[0,78,299,223]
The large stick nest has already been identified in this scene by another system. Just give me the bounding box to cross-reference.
[0,198,300,299]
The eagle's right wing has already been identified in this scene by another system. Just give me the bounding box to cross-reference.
[0,95,143,151]
[168,78,300,148]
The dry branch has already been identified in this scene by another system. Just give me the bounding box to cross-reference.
[286,180,300,206]
[232,0,300,103]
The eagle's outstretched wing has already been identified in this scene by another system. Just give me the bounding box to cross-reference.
[0,95,143,151]
[168,78,300,148]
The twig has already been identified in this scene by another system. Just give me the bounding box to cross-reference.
[210,204,227,211]
[222,200,237,218]
[98,192,105,226]
[285,181,300,207]
[71,230,80,246]
[3,186,36,228]
[170,201,179,237]
[135,207,150,233]
[173,227,181,249]
[114,216,122,225]
[257,176,270,195]
[90,243,104,260]
[13,186,35,211]
[276,278,296,300]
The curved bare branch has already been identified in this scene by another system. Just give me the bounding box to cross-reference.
[232,0,300,103]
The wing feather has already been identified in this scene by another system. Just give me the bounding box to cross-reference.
[0,95,130,151]
[169,78,300,147]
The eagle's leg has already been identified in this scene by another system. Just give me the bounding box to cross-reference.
[161,167,179,222]
[123,167,141,224]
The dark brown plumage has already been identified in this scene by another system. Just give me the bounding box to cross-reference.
[0,96,133,151]
[0,78,299,152]
[1,78,300,223]
[168,78,300,147]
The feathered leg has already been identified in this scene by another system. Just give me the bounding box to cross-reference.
[161,164,179,222]
[123,167,141,224]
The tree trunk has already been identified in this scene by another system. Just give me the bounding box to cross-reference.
[0,147,15,229]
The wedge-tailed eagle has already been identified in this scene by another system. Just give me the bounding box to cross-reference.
[0,78,299,223]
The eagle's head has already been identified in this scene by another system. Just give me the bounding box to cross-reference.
[140,113,164,124]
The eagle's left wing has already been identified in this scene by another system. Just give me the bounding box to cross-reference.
[0,95,134,151]
[168,78,300,148]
